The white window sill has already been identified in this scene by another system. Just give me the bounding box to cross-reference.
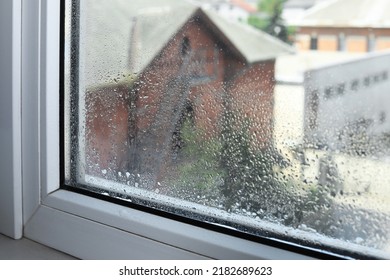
[0,234,76,260]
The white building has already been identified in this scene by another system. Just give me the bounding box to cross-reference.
[274,51,390,212]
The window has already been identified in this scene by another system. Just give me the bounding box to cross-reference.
[336,83,345,96]
[310,35,318,50]
[367,34,376,52]
[324,86,334,99]
[338,33,346,51]
[351,79,359,91]
[59,0,390,260]
[364,76,371,87]
[4,0,388,260]
[17,0,313,260]
[181,37,191,57]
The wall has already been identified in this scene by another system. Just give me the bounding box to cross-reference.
[304,51,390,151]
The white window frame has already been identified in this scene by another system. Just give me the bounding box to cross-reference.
[3,0,384,260]
[0,0,23,240]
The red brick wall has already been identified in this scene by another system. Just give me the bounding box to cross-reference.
[228,60,275,148]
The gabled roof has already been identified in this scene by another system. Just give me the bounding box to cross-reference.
[201,9,293,62]
[230,0,257,13]
[297,0,390,28]
[82,0,292,88]
[128,4,196,75]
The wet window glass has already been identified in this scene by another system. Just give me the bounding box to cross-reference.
[65,0,390,258]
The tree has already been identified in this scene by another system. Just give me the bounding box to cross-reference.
[218,110,286,214]
[248,0,291,43]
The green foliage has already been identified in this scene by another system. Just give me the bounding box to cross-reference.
[257,0,285,15]
[247,16,268,31]
[248,0,294,44]
[219,111,283,213]
[174,119,224,191]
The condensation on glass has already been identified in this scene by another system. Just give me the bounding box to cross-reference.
[64,0,390,258]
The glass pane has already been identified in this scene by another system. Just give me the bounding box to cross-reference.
[65,0,390,258]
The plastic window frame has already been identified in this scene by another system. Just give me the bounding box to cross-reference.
[0,0,23,240]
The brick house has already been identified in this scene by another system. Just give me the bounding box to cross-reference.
[293,0,390,52]
[84,1,292,182]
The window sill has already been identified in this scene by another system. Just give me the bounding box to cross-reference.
[0,233,76,260]
[24,189,314,259]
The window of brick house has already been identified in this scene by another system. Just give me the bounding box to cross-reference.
[181,37,191,57]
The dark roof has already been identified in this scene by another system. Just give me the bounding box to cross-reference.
[82,0,292,88]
